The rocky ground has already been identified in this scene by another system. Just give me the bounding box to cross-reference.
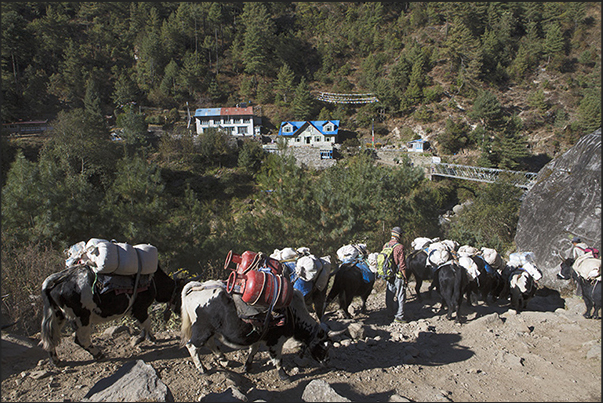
[1,280,601,402]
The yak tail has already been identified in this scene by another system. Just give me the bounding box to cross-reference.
[179,282,195,345]
[40,275,62,352]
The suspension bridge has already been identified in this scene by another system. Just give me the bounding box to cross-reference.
[430,162,539,190]
[315,92,379,104]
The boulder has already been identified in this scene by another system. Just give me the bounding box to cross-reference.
[82,360,173,402]
[514,129,601,291]
[302,379,351,402]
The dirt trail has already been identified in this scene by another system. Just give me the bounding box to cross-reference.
[1,281,601,402]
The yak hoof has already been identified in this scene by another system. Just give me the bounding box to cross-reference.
[48,353,61,367]
[277,369,290,382]
[131,336,145,347]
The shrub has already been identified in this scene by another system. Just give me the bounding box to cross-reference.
[1,241,63,336]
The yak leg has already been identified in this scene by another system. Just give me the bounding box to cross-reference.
[244,343,261,373]
[414,278,423,301]
[339,291,352,319]
[313,290,326,321]
[266,342,289,381]
[186,342,208,373]
[130,303,155,345]
[186,329,216,373]
[360,289,371,314]
[583,297,593,319]
[592,303,600,320]
[132,317,156,345]
[205,337,228,367]
[74,323,103,360]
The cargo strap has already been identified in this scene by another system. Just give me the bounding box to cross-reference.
[122,248,143,316]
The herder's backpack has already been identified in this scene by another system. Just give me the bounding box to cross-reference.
[377,243,398,280]
[581,247,600,259]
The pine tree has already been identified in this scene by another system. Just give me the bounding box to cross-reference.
[112,71,139,109]
[241,2,275,76]
[492,115,529,170]
[291,78,315,120]
[101,155,169,245]
[159,59,180,97]
[469,90,503,129]
[275,64,295,105]
[578,89,601,133]
[544,22,565,60]
[444,17,482,90]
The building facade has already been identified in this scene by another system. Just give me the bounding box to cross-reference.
[277,120,339,148]
[193,107,258,136]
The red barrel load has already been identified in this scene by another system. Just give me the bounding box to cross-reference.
[225,250,293,309]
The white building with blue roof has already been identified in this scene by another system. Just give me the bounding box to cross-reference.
[277,120,339,148]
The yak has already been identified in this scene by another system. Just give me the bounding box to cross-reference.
[180,280,340,380]
[40,264,185,365]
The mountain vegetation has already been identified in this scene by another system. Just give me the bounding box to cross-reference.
[1,2,600,335]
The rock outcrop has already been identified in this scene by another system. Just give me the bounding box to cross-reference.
[82,360,174,402]
[514,129,601,291]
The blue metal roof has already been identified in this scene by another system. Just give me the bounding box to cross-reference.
[194,108,222,117]
[278,120,339,137]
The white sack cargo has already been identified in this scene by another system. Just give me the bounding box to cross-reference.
[458,256,480,280]
[508,251,534,268]
[572,254,601,281]
[314,256,331,291]
[412,237,434,251]
[296,255,321,282]
[427,241,448,253]
[65,241,87,267]
[337,244,366,263]
[508,252,541,281]
[426,241,452,266]
[367,252,379,273]
[428,247,451,267]
[481,247,503,270]
[271,247,298,261]
[441,239,459,251]
[85,239,158,275]
[458,245,479,257]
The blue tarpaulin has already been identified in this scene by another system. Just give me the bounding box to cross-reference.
[293,277,314,296]
[353,260,375,283]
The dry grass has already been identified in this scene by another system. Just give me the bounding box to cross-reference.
[1,241,63,336]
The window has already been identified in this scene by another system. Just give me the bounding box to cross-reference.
[284,125,292,133]
[324,123,333,131]
[315,136,321,142]
[243,117,251,123]
[238,127,248,135]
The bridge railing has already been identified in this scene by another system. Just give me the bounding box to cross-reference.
[431,163,538,190]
